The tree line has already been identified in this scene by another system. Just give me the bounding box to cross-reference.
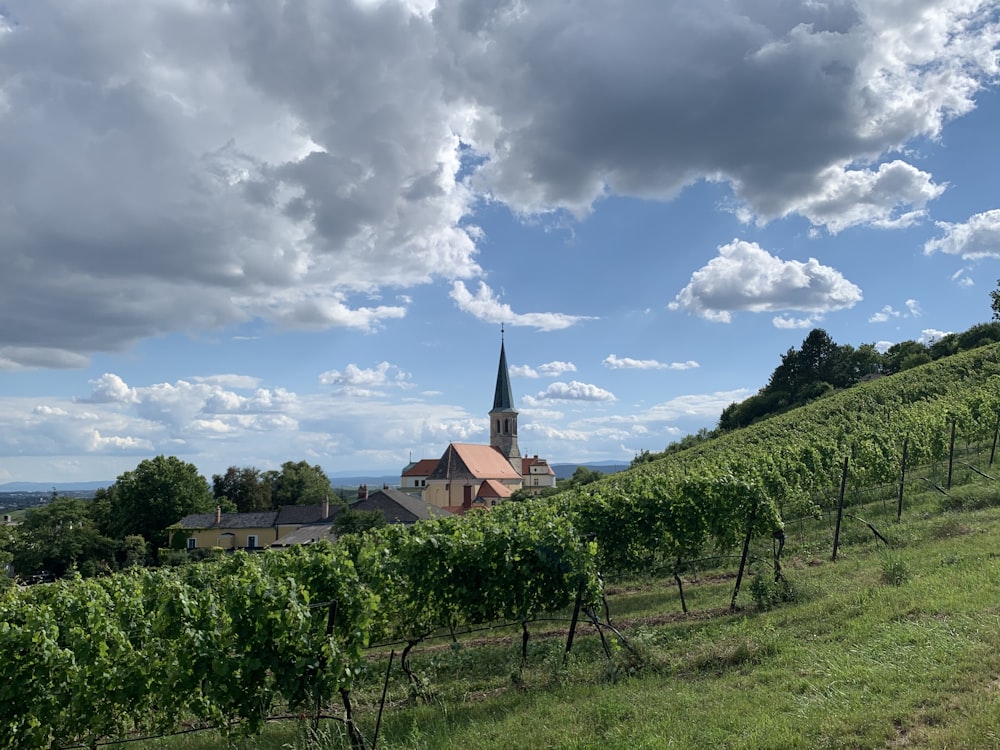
[0,457,347,582]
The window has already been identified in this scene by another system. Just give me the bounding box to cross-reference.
[186,538,196,550]
[247,535,258,549]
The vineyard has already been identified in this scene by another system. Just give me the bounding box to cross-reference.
[3,342,1000,748]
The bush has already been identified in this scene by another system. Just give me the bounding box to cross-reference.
[749,573,797,610]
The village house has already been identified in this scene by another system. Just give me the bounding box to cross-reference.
[169,497,338,551]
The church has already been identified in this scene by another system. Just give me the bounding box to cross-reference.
[400,335,557,512]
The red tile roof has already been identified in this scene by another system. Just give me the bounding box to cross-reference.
[402,458,439,477]
[477,479,513,498]
[428,443,521,481]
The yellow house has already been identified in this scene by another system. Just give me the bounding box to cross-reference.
[169,499,336,550]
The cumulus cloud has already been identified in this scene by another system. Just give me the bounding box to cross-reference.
[510,361,577,378]
[450,281,593,330]
[0,1,993,368]
[528,381,616,403]
[538,361,577,377]
[767,161,945,233]
[920,328,949,344]
[603,355,698,371]
[318,362,412,391]
[869,298,922,323]
[669,240,863,323]
[443,1,994,225]
[925,209,1000,258]
[772,315,816,329]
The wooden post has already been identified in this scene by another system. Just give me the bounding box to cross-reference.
[991,411,999,468]
[730,503,757,612]
[947,418,956,490]
[564,580,585,661]
[832,456,848,561]
[896,437,908,522]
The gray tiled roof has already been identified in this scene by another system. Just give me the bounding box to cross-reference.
[174,511,278,529]
[276,503,341,525]
[354,488,449,524]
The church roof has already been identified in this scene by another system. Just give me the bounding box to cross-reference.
[491,340,516,413]
[428,443,521,481]
[477,479,514,499]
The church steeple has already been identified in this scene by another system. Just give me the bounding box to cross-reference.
[489,325,520,462]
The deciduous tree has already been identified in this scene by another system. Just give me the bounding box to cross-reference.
[212,466,273,512]
[108,455,214,549]
[264,460,334,506]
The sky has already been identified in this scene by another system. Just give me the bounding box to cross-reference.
[1,1,999,485]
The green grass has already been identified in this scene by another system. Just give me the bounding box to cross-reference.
[131,480,1000,750]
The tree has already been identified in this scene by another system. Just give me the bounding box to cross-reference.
[212,466,273,512]
[264,460,334,506]
[108,455,214,549]
[10,496,117,579]
[991,278,1000,320]
[333,509,386,536]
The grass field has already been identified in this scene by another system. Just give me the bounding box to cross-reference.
[136,480,1000,750]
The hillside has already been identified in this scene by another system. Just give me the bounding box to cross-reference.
[620,340,1000,519]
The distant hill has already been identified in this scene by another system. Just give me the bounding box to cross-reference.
[0,481,111,493]
[551,462,629,480]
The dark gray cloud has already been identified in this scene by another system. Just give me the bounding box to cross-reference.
[0,0,995,368]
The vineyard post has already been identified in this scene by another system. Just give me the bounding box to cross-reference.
[673,557,688,614]
[832,456,848,561]
[563,579,586,661]
[729,502,757,612]
[897,437,908,522]
[947,418,956,490]
[991,410,999,468]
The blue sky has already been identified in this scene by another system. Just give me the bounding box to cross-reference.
[1,1,999,484]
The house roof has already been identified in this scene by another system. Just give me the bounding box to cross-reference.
[428,443,522,482]
[491,340,516,413]
[174,511,279,530]
[401,458,439,477]
[270,524,337,547]
[276,503,339,525]
[521,455,555,475]
[477,479,513,499]
[353,487,450,524]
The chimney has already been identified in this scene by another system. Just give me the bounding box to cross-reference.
[358,484,368,500]
[215,505,222,524]
[322,495,329,520]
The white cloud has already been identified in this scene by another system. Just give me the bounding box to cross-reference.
[869,305,901,323]
[920,328,949,344]
[537,361,577,377]
[669,240,862,323]
[925,209,1000,258]
[869,298,922,323]
[760,160,945,233]
[772,315,816,329]
[450,281,593,331]
[318,362,411,390]
[82,374,139,404]
[603,354,698,371]
[510,365,539,378]
[529,381,617,403]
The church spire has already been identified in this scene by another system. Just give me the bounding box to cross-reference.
[489,325,520,461]
[493,325,515,412]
